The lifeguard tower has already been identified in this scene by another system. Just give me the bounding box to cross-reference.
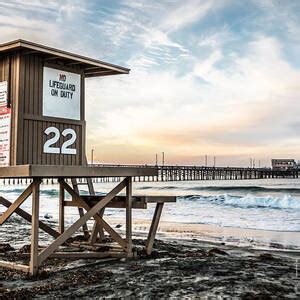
[0,40,175,275]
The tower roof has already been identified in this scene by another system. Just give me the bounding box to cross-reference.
[0,39,130,78]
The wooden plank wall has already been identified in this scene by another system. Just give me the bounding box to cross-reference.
[0,53,20,166]
[0,51,85,166]
[0,55,10,85]
[22,119,82,165]
[18,53,85,165]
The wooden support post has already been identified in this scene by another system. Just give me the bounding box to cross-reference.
[59,182,65,234]
[86,176,105,244]
[98,208,105,241]
[71,178,89,239]
[146,203,164,255]
[78,208,89,239]
[126,177,133,255]
[89,221,101,244]
[30,179,41,276]
[89,207,105,245]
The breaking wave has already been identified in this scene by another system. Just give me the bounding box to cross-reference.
[138,185,300,193]
[189,186,300,193]
[180,194,300,210]
[0,188,59,197]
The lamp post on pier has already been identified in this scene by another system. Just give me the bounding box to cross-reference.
[91,148,94,165]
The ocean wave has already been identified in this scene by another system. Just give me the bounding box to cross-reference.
[223,194,300,209]
[189,186,300,193]
[180,194,300,210]
[0,188,27,194]
[138,185,300,193]
[0,188,59,197]
[158,186,179,190]
[138,185,178,190]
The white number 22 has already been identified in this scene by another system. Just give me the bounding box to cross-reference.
[43,126,77,155]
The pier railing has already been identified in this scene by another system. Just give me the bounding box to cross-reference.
[82,164,299,183]
[2,165,298,185]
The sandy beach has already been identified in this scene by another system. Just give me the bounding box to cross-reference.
[0,180,299,298]
[0,217,300,298]
[108,218,300,250]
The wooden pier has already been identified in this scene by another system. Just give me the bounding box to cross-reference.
[88,165,300,183]
[2,165,299,185]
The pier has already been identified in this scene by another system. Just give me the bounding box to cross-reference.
[4,165,298,185]
[91,165,299,183]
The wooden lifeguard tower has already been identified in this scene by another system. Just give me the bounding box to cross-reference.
[0,40,175,275]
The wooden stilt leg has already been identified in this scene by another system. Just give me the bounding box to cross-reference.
[98,208,105,241]
[59,182,65,234]
[78,207,89,239]
[70,178,89,238]
[86,176,105,243]
[126,177,133,255]
[89,221,100,244]
[146,203,164,255]
[30,179,41,276]
[89,208,105,245]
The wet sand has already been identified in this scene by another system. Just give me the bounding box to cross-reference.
[0,230,300,298]
[0,217,300,298]
[0,237,300,298]
[107,217,300,250]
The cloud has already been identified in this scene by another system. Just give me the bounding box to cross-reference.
[138,25,189,53]
[92,0,225,72]
[0,0,91,51]
[160,0,223,32]
[1,0,300,165]
[86,34,300,165]
[193,50,223,79]
[193,36,299,100]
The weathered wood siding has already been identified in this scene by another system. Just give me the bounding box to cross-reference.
[0,52,20,166]
[0,51,86,166]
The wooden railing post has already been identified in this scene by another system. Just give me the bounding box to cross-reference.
[59,182,65,234]
[30,178,41,276]
[126,177,133,255]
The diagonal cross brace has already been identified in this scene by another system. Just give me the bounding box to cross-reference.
[60,179,127,250]
[38,178,128,265]
[0,196,60,238]
[0,181,35,225]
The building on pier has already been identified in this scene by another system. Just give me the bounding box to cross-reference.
[271,159,297,171]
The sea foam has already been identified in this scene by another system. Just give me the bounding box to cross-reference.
[180,194,300,210]
[223,194,300,210]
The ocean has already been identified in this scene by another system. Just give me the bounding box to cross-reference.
[0,178,299,248]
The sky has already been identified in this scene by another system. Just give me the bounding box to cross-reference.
[1,0,300,167]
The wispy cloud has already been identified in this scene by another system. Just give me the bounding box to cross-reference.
[160,0,226,32]
[1,0,300,166]
[86,32,300,165]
